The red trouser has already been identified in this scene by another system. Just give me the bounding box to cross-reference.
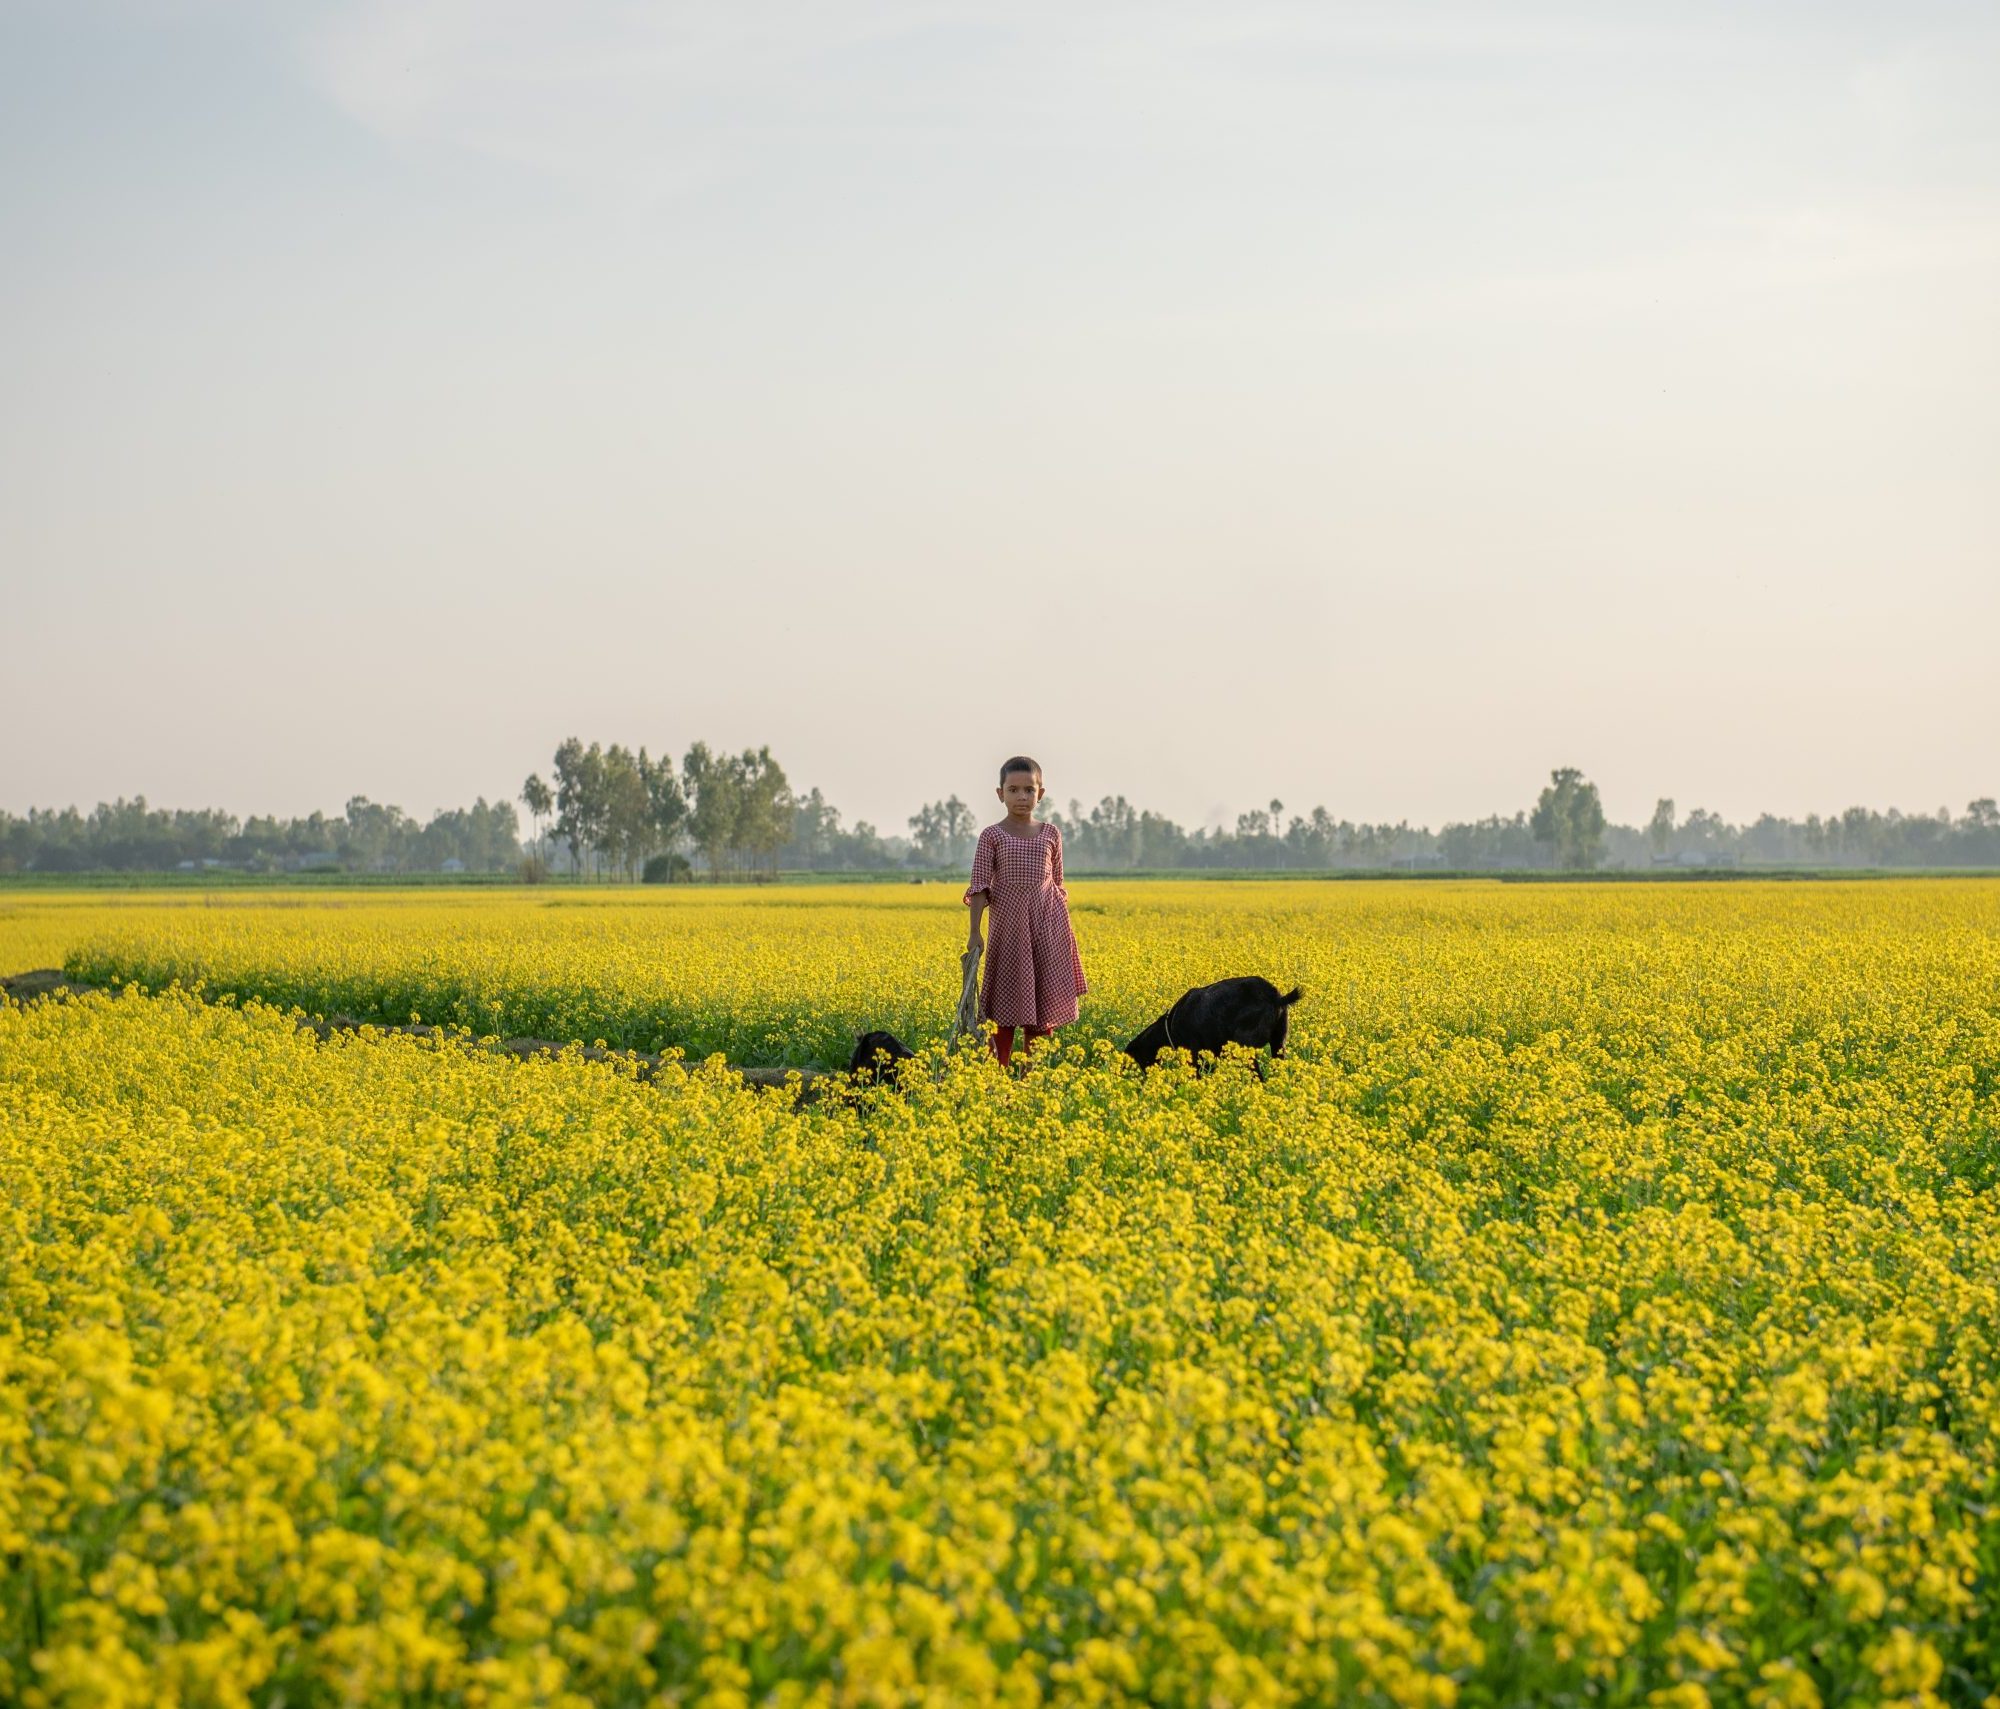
[991,1024,1054,1066]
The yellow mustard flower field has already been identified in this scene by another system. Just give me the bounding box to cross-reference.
[4,879,2000,1707]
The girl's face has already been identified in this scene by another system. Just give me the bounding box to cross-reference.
[998,770,1043,818]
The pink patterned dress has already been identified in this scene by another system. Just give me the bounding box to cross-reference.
[964,820,1088,1029]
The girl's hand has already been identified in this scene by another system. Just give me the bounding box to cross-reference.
[967,928,983,952]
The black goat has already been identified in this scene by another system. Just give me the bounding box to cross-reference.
[848,1030,916,1085]
[1122,978,1303,1075]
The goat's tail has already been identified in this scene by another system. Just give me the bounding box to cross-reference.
[1277,985,1304,1008]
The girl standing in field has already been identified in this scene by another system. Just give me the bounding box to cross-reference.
[965,755,1088,1066]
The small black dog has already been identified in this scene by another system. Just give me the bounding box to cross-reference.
[1122,978,1303,1075]
[848,1030,916,1085]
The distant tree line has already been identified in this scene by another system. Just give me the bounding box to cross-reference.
[1033,774,2000,872]
[524,753,1619,878]
[531,751,2000,876]
[7,754,1997,876]
[1631,795,2000,870]
[0,796,521,874]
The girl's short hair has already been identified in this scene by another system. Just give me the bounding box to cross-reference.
[999,755,1042,786]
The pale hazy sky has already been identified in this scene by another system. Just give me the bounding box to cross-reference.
[3,1,1995,835]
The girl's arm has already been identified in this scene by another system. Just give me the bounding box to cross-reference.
[1051,823,1067,896]
[963,830,995,946]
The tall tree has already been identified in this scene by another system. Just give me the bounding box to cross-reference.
[601,745,653,880]
[786,788,841,869]
[908,800,947,865]
[521,774,553,862]
[343,796,416,872]
[683,742,741,879]
[1082,796,1142,869]
[552,738,610,877]
[909,794,974,866]
[940,795,975,868]
[1681,808,1727,853]
[734,746,793,880]
[642,748,688,862]
[1531,768,1608,870]
[1647,798,1676,859]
